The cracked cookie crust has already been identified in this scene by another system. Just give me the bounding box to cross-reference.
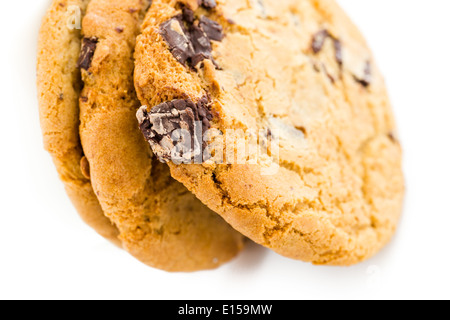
[135,0,404,265]
[79,0,244,272]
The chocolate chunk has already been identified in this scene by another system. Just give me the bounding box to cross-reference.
[333,39,343,66]
[201,0,217,9]
[313,30,373,87]
[182,8,195,24]
[160,17,195,66]
[190,25,212,54]
[312,30,329,54]
[191,53,209,68]
[199,16,224,41]
[355,61,372,87]
[160,10,223,68]
[77,37,98,70]
[137,97,213,163]
[312,30,343,67]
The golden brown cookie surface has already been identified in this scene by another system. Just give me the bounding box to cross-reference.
[135,0,404,265]
[37,0,120,246]
[79,0,245,272]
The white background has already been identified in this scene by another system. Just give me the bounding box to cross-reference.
[0,0,449,300]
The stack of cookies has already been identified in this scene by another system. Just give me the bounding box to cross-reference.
[37,0,404,272]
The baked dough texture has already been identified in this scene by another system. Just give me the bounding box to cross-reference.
[135,0,405,265]
[79,0,245,271]
[37,0,120,246]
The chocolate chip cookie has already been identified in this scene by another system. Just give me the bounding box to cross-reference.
[78,0,244,271]
[37,0,120,246]
[135,0,404,265]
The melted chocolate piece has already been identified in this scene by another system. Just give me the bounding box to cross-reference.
[201,0,217,9]
[312,29,343,67]
[77,37,98,70]
[333,39,343,66]
[160,17,195,66]
[160,8,224,68]
[312,29,373,87]
[137,97,213,163]
[190,24,212,54]
[182,7,195,24]
[199,16,224,41]
[312,30,329,54]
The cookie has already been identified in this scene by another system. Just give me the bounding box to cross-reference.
[135,0,404,265]
[79,0,245,271]
[37,0,120,246]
